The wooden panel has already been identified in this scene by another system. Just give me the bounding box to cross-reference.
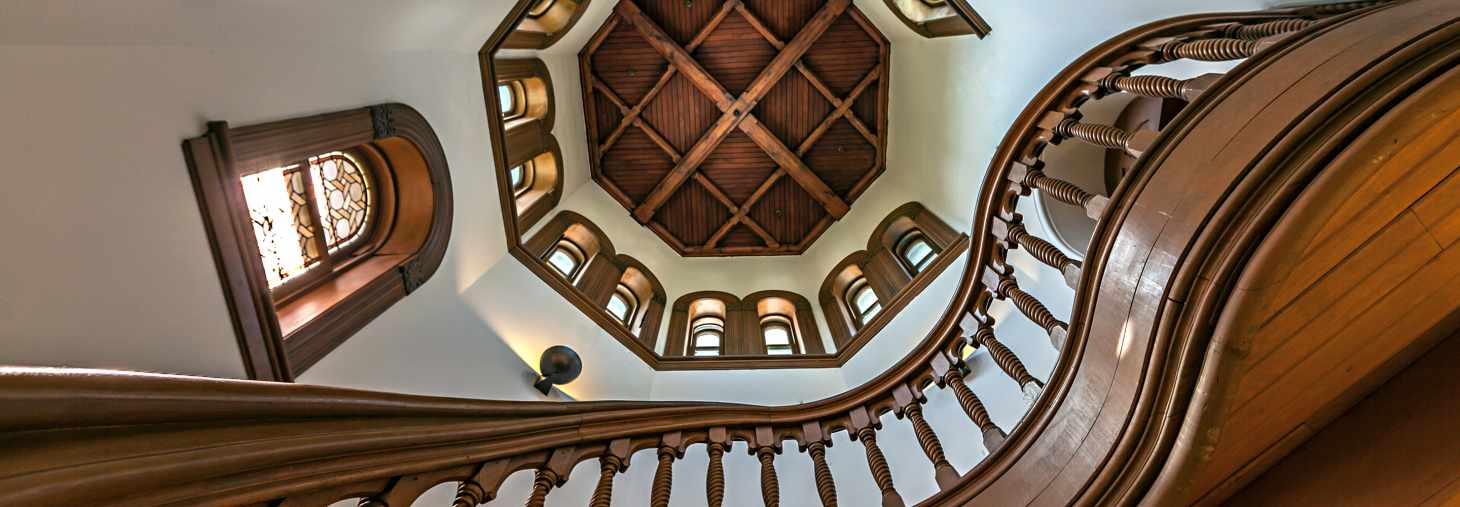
[1226,330,1460,507]
[581,0,888,256]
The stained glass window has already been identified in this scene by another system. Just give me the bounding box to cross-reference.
[240,152,375,291]
[309,153,373,253]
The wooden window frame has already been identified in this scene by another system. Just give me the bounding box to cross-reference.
[498,80,528,122]
[883,0,991,39]
[184,103,453,381]
[545,239,587,280]
[760,315,797,356]
[690,315,726,357]
[608,284,639,325]
[896,230,939,276]
[503,0,593,50]
[820,202,969,352]
[847,278,883,327]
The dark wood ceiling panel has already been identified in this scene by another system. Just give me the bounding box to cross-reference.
[756,71,834,149]
[852,86,879,134]
[699,131,778,205]
[803,14,880,96]
[592,23,670,105]
[804,119,877,198]
[602,129,674,201]
[693,13,778,96]
[749,177,828,244]
[582,0,889,256]
[741,0,821,42]
[655,181,731,246]
[635,0,726,46]
[640,74,721,153]
[721,224,767,248]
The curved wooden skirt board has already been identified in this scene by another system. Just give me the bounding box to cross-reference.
[924,1,1460,505]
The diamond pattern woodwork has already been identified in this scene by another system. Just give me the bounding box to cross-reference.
[581,0,890,256]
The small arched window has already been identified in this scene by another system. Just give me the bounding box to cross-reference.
[897,231,938,275]
[527,0,557,17]
[607,284,638,325]
[546,240,586,280]
[691,316,724,357]
[847,278,882,326]
[509,161,535,197]
[498,80,526,121]
[761,316,795,356]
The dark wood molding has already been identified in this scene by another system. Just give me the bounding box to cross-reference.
[881,0,991,39]
[504,0,593,50]
[183,103,454,381]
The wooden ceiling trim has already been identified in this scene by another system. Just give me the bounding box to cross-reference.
[583,0,888,256]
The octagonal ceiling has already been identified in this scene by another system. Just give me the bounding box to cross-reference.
[580,0,890,256]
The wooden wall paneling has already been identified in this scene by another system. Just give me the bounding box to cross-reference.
[639,297,666,349]
[794,297,826,354]
[1226,330,1460,506]
[664,306,690,357]
[865,251,911,297]
[576,254,623,306]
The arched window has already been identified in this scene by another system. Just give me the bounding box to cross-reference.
[186,103,453,381]
[883,0,990,39]
[498,80,527,121]
[761,316,795,356]
[509,161,534,197]
[526,0,557,17]
[897,231,938,275]
[607,284,638,325]
[691,315,725,357]
[546,239,585,280]
[241,151,376,299]
[500,0,592,50]
[847,278,882,326]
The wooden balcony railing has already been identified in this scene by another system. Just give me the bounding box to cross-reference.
[3,1,1435,506]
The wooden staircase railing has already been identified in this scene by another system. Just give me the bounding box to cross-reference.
[0,2,1399,506]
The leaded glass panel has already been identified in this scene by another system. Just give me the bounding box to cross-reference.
[309,152,373,253]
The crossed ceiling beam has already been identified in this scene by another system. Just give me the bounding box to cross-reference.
[615,0,854,224]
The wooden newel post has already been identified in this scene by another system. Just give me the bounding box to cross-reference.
[850,406,905,507]
[799,421,839,507]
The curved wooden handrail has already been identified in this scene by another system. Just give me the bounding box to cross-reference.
[0,2,1423,506]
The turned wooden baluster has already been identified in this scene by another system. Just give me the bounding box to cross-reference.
[526,448,577,507]
[753,427,781,507]
[1225,18,1315,40]
[651,432,685,507]
[984,269,1070,350]
[930,350,1009,453]
[850,407,905,507]
[706,427,730,507]
[959,313,1043,401]
[524,469,556,507]
[993,215,1082,289]
[799,422,839,507]
[1051,117,1158,158]
[1098,71,1222,101]
[1008,163,1110,220]
[893,384,960,490]
[1161,37,1268,62]
[590,439,632,507]
[453,460,512,507]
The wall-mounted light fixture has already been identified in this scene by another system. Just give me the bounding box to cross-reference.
[533,345,582,395]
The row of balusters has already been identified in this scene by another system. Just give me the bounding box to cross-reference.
[347,15,1329,507]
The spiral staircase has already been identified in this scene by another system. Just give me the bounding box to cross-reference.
[5,1,1460,505]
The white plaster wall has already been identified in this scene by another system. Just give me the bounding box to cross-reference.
[1,0,1273,505]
